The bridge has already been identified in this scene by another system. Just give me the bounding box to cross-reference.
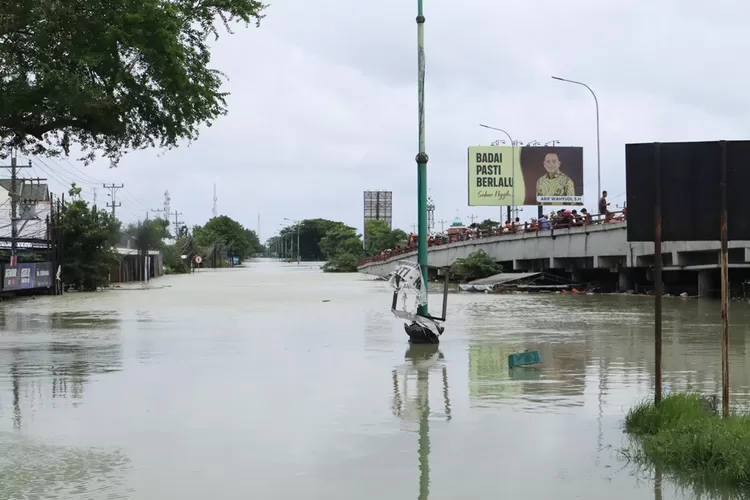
[357,221,750,297]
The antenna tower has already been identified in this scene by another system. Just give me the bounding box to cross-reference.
[212,183,217,218]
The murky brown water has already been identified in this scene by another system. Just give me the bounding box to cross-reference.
[1,260,749,499]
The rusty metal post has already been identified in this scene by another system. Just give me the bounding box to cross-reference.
[720,140,730,418]
[653,142,663,406]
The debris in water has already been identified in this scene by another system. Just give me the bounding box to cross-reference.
[508,350,543,369]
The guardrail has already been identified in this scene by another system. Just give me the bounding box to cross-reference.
[358,211,627,267]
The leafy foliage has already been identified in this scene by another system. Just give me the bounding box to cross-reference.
[364,219,408,256]
[321,253,360,273]
[192,215,261,265]
[479,219,501,233]
[0,0,266,164]
[449,250,502,282]
[60,199,121,291]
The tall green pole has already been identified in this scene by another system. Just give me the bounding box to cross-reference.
[416,0,429,315]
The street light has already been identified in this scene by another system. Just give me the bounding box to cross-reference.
[479,124,516,223]
[284,218,301,264]
[545,140,560,146]
[551,75,601,198]
[527,140,540,146]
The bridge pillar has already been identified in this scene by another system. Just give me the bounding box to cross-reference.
[698,269,716,298]
[618,269,633,293]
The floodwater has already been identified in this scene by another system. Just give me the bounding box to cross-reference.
[1,261,749,500]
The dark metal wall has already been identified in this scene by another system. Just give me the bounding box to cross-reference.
[626,140,750,242]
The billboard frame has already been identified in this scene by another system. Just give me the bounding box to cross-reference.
[467,145,584,207]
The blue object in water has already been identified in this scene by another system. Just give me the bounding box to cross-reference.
[508,350,543,369]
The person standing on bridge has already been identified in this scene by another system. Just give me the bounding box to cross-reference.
[599,190,612,222]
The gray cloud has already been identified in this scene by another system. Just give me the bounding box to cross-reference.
[28,0,750,239]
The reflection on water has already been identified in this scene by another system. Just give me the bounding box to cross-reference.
[393,345,451,500]
[1,262,750,499]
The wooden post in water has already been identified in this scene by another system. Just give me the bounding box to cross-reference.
[719,140,730,418]
[653,142,663,406]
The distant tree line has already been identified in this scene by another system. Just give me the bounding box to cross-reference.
[267,219,409,273]
[51,184,263,291]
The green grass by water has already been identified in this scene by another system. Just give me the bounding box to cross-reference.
[623,393,750,488]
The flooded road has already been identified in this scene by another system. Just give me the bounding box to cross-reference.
[1,259,749,499]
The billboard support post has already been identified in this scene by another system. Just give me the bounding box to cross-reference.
[720,140,730,418]
[416,0,428,316]
[653,142,663,407]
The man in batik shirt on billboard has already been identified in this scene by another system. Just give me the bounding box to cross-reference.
[536,152,575,200]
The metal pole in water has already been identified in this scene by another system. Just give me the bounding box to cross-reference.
[416,0,429,315]
[720,140,730,418]
[653,142,663,406]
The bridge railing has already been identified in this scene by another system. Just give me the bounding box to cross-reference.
[358,211,626,267]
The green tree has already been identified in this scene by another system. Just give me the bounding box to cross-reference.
[364,219,408,256]
[0,0,266,164]
[449,250,502,282]
[319,223,363,260]
[479,219,501,234]
[60,199,120,291]
[193,215,259,265]
[319,223,364,273]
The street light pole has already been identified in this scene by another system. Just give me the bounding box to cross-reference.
[551,75,601,198]
[479,124,516,223]
[416,0,429,316]
[284,218,301,264]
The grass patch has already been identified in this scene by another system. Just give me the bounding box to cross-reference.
[623,393,750,488]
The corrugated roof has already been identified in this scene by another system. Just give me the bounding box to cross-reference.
[467,272,542,285]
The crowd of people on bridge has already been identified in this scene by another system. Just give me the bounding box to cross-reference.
[360,191,627,266]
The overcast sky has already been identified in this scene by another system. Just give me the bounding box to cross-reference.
[24,0,750,241]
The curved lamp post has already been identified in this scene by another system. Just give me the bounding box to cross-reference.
[479,124,516,222]
[551,75,601,198]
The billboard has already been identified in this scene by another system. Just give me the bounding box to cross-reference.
[363,190,392,247]
[3,262,53,291]
[626,140,750,242]
[467,146,584,206]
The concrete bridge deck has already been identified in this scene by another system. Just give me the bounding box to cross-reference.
[357,221,750,295]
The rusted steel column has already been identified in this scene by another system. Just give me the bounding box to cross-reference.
[654,142,663,406]
[720,140,730,418]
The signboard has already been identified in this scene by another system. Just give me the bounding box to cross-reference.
[3,262,53,291]
[626,140,750,242]
[468,146,584,206]
[232,256,240,265]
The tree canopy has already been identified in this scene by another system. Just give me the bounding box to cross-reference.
[0,0,266,164]
[364,219,408,256]
[193,215,262,262]
[449,250,502,283]
[61,199,121,291]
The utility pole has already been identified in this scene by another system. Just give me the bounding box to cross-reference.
[2,155,31,264]
[438,219,448,232]
[212,183,217,218]
[171,210,184,236]
[92,187,97,207]
[468,213,478,224]
[411,223,417,233]
[103,183,124,217]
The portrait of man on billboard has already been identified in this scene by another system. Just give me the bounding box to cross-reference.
[536,152,576,198]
